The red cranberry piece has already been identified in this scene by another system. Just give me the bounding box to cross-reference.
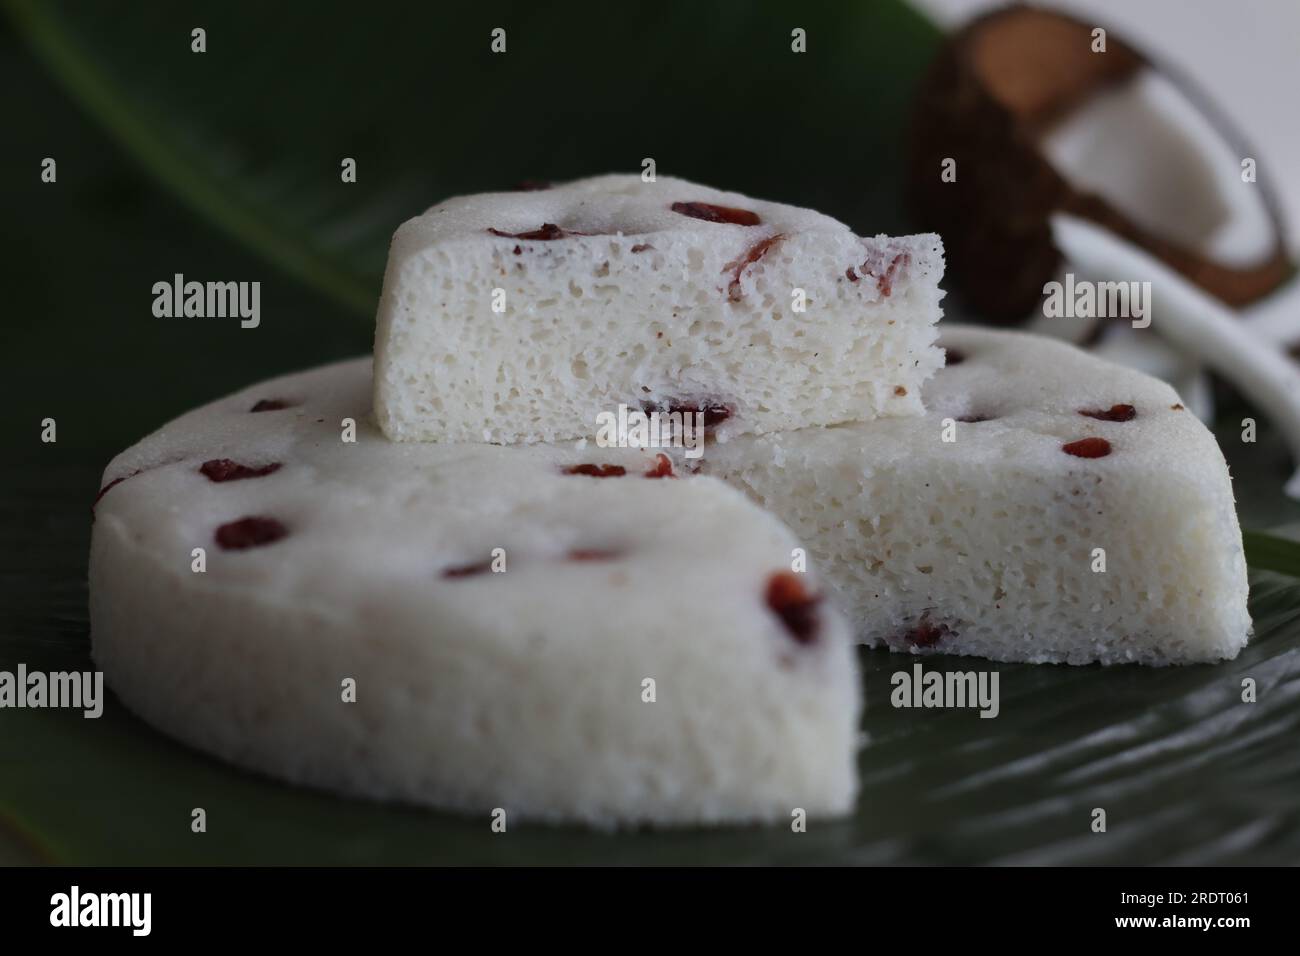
[894,386,908,397]
[854,250,909,298]
[215,516,288,551]
[1062,437,1112,459]
[1079,404,1137,422]
[765,572,821,645]
[92,459,185,519]
[845,267,860,282]
[903,620,952,648]
[250,399,291,412]
[644,453,675,479]
[670,201,761,226]
[630,243,654,253]
[93,474,132,508]
[487,223,577,241]
[91,472,138,520]
[563,463,627,478]
[442,559,494,579]
[874,252,907,297]
[513,179,551,191]
[723,233,785,301]
[568,548,621,562]
[640,399,733,430]
[199,459,282,483]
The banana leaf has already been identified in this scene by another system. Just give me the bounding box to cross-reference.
[2,0,1299,864]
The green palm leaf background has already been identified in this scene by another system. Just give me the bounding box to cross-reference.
[1,0,1298,863]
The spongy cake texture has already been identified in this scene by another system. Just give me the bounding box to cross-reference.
[374,174,944,444]
[88,359,861,827]
[696,325,1251,666]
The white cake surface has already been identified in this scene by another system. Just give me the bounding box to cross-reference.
[373,173,945,444]
[695,326,1252,666]
[88,359,861,828]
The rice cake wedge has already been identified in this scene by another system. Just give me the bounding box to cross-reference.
[373,174,945,444]
[694,325,1251,666]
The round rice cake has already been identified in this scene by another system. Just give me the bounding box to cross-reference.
[88,358,861,828]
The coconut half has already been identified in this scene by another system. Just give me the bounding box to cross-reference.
[908,4,1293,322]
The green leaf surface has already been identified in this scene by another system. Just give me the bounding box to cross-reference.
[1244,530,1300,578]
[5,0,941,317]
[3,0,1299,865]
[2,455,1299,866]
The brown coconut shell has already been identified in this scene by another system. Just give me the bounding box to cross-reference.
[908,4,1294,322]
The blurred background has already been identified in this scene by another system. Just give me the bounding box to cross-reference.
[3,0,1299,864]
[921,0,1300,233]
[2,2,1296,416]
[3,0,1297,505]
[1,0,939,456]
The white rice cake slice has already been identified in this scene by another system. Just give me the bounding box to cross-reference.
[88,359,860,828]
[695,325,1251,665]
[374,174,945,444]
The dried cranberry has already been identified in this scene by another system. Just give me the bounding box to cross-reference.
[894,386,908,397]
[199,459,282,483]
[568,548,621,562]
[640,399,733,430]
[874,252,907,297]
[903,620,952,648]
[91,473,137,520]
[93,474,131,507]
[442,559,494,579]
[1062,437,1112,459]
[845,267,860,282]
[854,250,909,298]
[215,516,288,551]
[487,223,578,241]
[630,243,654,253]
[723,233,785,301]
[644,453,675,479]
[670,201,761,226]
[1079,404,1136,422]
[563,463,627,478]
[92,459,183,519]
[250,399,291,412]
[765,572,820,645]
